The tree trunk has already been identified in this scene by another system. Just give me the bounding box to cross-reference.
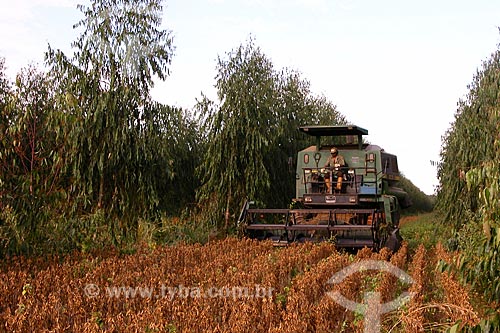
[224,187,232,231]
[98,176,104,209]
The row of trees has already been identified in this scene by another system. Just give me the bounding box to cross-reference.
[0,0,432,256]
[436,35,500,328]
[398,176,434,214]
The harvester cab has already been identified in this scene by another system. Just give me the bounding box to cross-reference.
[237,125,411,252]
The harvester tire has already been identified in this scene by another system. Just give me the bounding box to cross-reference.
[384,229,403,252]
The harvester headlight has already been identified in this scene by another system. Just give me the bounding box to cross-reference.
[349,196,356,203]
[304,196,313,203]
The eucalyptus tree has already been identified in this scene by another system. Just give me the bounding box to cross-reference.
[45,0,175,241]
[196,39,279,228]
[196,39,350,227]
[0,65,59,254]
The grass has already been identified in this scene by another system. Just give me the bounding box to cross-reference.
[399,211,452,253]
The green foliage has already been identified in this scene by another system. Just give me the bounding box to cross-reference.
[0,66,64,254]
[44,0,175,240]
[71,0,173,92]
[144,103,202,215]
[436,45,500,227]
[436,35,500,331]
[398,175,435,213]
[399,212,451,252]
[153,214,217,245]
[195,38,347,227]
[458,317,500,333]
[0,1,206,256]
[457,148,500,314]
[196,38,278,228]
[443,215,500,331]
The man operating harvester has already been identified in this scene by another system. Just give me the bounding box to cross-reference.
[323,147,346,193]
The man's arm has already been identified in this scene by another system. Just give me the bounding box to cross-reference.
[323,156,331,168]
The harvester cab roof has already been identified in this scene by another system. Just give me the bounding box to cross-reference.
[299,125,368,151]
[299,125,368,136]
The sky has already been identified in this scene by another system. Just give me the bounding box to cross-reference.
[1,0,500,195]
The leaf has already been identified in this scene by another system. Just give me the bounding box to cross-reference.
[447,322,460,333]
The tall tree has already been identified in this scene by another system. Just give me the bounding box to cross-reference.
[0,66,60,253]
[196,39,278,228]
[45,0,175,240]
[196,39,349,227]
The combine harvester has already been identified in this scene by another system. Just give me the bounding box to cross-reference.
[237,125,412,251]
